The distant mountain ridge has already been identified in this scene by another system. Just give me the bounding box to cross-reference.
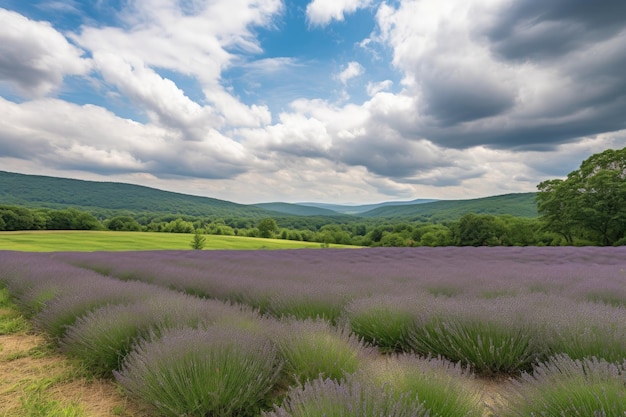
[0,171,538,219]
[297,199,439,215]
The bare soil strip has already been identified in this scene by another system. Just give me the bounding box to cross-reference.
[0,332,150,417]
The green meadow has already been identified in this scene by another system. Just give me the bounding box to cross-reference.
[0,231,352,252]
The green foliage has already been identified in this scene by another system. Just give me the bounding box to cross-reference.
[537,147,626,245]
[498,355,626,417]
[115,326,281,417]
[361,355,482,417]
[265,374,427,417]
[190,230,206,249]
[106,216,141,231]
[361,193,538,219]
[272,319,367,386]
[258,218,279,238]
[343,297,415,353]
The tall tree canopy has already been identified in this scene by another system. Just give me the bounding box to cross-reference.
[537,147,626,245]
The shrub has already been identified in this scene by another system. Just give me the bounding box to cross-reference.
[405,296,544,375]
[263,375,427,417]
[271,319,370,386]
[497,354,626,416]
[60,294,252,376]
[540,298,626,363]
[342,295,416,352]
[266,290,349,324]
[360,354,482,417]
[33,279,163,339]
[115,326,281,417]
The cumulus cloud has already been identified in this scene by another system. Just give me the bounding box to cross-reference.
[306,0,370,26]
[75,0,280,129]
[0,8,91,97]
[0,97,251,179]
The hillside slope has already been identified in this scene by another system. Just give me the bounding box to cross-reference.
[0,171,273,218]
[253,202,342,216]
[361,193,538,219]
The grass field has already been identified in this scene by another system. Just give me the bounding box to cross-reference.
[0,231,354,252]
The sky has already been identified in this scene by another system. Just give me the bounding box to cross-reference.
[0,0,625,205]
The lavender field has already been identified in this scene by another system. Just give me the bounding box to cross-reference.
[1,247,626,416]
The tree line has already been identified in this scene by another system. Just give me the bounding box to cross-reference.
[1,147,624,247]
[0,204,606,247]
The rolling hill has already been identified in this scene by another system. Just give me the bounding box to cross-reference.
[0,171,274,218]
[360,193,538,219]
[297,199,439,214]
[0,171,538,220]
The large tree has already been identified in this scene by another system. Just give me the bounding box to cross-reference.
[537,147,626,245]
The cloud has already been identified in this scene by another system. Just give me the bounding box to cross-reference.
[0,8,91,97]
[366,80,392,96]
[0,97,252,179]
[2,1,626,204]
[306,0,370,26]
[370,0,626,150]
[336,61,364,85]
[74,0,280,128]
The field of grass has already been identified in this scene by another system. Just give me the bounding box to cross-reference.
[0,231,353,252]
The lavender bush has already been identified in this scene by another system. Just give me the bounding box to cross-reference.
[33,278,166,339]
[263,375,428,417]
[496,354,626,416]
[342,295,419,353]
[60,293,258,376]
[271,318,371,386]
[360,354,482,417]
[114,326,281,417]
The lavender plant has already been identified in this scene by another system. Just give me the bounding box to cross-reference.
[360,354,482,417]
[271,318,371,386]
[114,326,282,417]
[405,295,545,375]
[342,295,417,353]
[60,293,255,376]
[496,354,626,417]
[263,375,428,417]
[539,298,626,363]
[33,278,165,339]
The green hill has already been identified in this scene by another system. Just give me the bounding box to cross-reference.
[361,193,538,220]
[297,199,438,214]
[0,171,538,221]
[0,171,274,218]
[253,202,342,216]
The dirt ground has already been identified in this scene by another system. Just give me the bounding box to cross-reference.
[0,332,150,417]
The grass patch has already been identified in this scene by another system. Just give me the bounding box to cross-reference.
[0,230,356,252]
[0,286,150,416]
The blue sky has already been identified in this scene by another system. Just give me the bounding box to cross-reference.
[0,0,625,204]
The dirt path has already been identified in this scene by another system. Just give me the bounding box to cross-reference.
[0,332,149,417]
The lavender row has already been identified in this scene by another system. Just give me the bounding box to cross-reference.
[56,246,626,308]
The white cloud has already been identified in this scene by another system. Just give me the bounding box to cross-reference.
[366,80,393,96]
[336,61,364,85]
[0,96,252,179]
[0,8,91,97]
[306,0,370,26]
[75,0,280,128]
